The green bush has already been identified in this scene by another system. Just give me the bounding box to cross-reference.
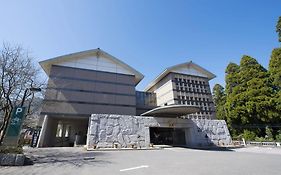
[242,130,256,141]
[275,130,281,142]
[255,137,266,142]
[0,146,23,154]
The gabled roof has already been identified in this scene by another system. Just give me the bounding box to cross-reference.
[39,48,144,85]
[144,61,216,91]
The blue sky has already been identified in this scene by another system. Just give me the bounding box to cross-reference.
[0,0,280,90]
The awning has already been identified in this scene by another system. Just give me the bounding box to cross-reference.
[140,105,201,118]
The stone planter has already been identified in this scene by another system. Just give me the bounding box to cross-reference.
[0,153,26,166]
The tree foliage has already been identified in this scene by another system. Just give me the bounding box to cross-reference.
[269,48,281,89]
[212,84,226,120]
[212,17,281,140]
[277,16,281,42]
[224,56,274,135]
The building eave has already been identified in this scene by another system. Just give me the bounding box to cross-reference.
[144,61,216,91]
[39,48,144,85]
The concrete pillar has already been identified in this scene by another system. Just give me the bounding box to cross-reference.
[37,115,48,147]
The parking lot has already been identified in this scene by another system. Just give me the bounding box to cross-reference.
[1,146,281,175]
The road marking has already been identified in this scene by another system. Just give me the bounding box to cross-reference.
[120,165,149,172]
[165,148,186,152]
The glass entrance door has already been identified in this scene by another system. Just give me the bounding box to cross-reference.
[149,127,186,146]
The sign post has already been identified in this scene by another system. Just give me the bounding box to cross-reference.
[31,128,41,148]
[3,107,26,146]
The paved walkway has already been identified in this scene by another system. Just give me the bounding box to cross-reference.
[1,147,281,175]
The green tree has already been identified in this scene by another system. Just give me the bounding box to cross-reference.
[212,84,226,120]
[225,56,274,137]
[268,48,281,122]
[276,16,281,42]
[224,62,240,135]
[269,48,281,89]
[225,63,240,95]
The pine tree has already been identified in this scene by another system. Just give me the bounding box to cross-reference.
[238,55,273,125]
[225,63,239,95]
[268,46,281,122]
[225,56,274,136]
[224,62,240,134]
[269,48,281,90]
[212,84,226,120]
[276,16,281,42]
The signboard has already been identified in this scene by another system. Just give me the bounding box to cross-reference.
[31,129,41,148]
[3,107,26,145]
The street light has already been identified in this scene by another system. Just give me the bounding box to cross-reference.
[20,87,42,107]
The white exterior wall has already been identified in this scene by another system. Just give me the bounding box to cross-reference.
[172,66,209,78]
[154,80,174,106]
[55,54,133,75]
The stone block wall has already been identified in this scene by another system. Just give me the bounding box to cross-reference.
[87,114,232,149]
[87,114,156,148]
[191,119,232,146]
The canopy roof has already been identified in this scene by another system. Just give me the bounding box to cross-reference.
[141,105,201,118]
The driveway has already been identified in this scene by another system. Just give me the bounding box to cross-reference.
[1,147,281,175]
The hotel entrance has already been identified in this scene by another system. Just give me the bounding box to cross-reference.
[149,127,186,146]
[38,116,89,147]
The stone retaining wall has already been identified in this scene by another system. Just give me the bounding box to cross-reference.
[0,154,25,166]
[87,114,232,149]
[191,119,232,146]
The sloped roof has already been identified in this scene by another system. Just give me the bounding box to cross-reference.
[144,61,216,91]
[39,48,144,85]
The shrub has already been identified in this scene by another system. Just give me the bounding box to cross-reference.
[255,137,266,142]
[242,130,256,141]
[0,146,23,154]
[276,130,281,142]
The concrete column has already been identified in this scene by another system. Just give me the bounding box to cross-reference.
[144,126,150,147]
[37,115,48,147]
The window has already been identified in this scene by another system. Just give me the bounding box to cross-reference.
[56,123,63,137]
[65,125,71,137]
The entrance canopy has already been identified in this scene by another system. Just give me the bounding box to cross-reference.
[140,105,200,118]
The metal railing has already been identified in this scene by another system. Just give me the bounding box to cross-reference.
[233,140,281,147]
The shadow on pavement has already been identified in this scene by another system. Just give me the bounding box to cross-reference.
[172,145,243,152]
[24,147,111,167]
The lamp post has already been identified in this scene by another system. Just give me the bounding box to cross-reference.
[20,87,42,107]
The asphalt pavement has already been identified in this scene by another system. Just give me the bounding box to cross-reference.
[1,146,281,175]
